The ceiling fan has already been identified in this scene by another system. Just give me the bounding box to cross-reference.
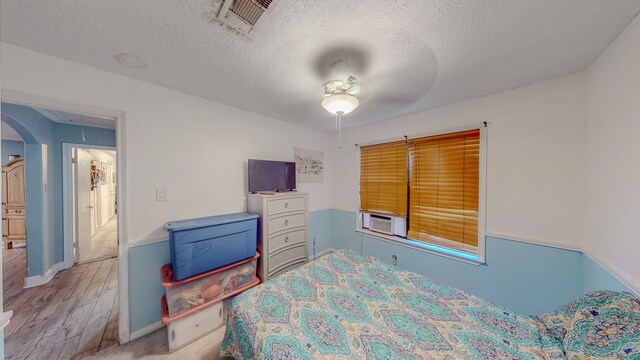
[321,60,362,148]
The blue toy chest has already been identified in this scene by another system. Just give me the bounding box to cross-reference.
[164,212,259,281]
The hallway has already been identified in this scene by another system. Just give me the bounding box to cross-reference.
[2,248,119,359]
[80,217,117,264]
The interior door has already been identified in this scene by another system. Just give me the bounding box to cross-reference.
[75,149,93,261]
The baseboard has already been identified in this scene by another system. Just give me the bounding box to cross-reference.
[24,261,65,288]
[582,247,640,297]
[129,321,165,342]
[128,235,169,248]
[309,248,335,261]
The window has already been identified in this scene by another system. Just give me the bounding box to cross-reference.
[359,141,407,217]
[358,128,485,261]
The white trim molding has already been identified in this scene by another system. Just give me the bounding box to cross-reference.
[484,231,582,252]
[308,208,333,214]
[318,209,583,253]
[128,235,169,248]
[24,261,65,288]
[115,110,129,344]
[356,229,484,266]
[129,321,165,342]
[582,247,640,297]
[330,208,358,214]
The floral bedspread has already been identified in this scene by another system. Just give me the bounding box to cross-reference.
[220,249,565,359]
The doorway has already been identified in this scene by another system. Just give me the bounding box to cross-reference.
[70,147,117,264]
[1,102,121,359]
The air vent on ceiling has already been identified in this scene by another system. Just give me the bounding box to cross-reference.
[218,0,274,34]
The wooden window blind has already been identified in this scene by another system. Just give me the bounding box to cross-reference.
[408,129,480,252]
[359,141,407,217]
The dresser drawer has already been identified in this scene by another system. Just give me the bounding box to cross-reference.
[267,213,305,235]
[4,207,25,216]
[269,258,306,279]
[268,196,306,216]
[269,243,306,274]
[268,229,305,253]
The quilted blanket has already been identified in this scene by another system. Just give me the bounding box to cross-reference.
[220,249,565,359]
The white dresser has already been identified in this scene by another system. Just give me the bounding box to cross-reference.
[248,192,308,281]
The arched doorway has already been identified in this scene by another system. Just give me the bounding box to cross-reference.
[2,112,45,285]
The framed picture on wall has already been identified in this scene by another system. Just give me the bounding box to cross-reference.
[101,162,108,185]
[294,147,324,183]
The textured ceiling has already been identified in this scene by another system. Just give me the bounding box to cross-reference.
[2,1,639,132]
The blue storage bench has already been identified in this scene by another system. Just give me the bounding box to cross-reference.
[164,212,259,281]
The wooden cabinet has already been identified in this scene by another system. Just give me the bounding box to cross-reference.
[248,192,308,281]
[3,158,26,249]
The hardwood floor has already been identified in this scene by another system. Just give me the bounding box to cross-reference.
[81,217,117,264]
[3,249,119,359]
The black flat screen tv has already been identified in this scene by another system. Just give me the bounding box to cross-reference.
[248,159,296,193]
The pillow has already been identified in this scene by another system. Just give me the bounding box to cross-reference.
[538,291,640,358]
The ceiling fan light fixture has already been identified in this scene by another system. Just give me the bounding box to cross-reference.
[321,93,359,115]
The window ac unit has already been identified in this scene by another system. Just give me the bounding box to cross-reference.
[362,213,407,237]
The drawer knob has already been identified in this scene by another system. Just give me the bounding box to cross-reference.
[284,219,289,225]
[285,236,289,243]
[284,202,289,208]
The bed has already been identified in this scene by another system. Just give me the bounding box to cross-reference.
[221,249,640,359]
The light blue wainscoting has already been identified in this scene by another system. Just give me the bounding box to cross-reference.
[329,210,584,315]
[330,209,362,252]
[308,209,333,257]
[128,241,171,333]
[582,255,631,294]
[361,235,583,315]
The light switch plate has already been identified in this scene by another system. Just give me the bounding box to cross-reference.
[156,188,168,202]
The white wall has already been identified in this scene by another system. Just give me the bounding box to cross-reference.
[0,43,334,245]
[330,72,587,250]
[584,14,640,291]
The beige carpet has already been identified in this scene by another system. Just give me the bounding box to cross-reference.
[89,326,229,359]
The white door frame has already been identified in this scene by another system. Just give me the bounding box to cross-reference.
[62,143,117,268]
[1,90,131,343]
